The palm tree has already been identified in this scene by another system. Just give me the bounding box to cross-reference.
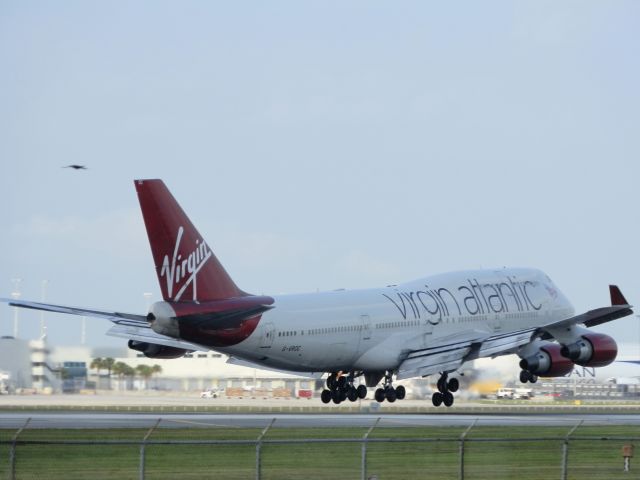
[103,357,115,390]
[135,365,153,390]
[151,364,162,389]
[112,362,135,390]
[90,357,103,374]
[90,357,105,389]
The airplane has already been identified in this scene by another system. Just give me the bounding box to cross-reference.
[3,179,635,407]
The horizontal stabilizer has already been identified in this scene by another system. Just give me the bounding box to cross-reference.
[1,299,148,325]
[177,304,274,329]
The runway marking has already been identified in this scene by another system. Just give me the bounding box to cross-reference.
[162,418,246,428]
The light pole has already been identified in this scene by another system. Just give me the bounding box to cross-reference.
[143,292,153,311]
[10,278,22,338]
[80,316,86,345]
[40,280,49,338]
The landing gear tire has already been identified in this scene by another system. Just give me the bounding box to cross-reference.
[437,378,447,394]
[357,385,367,399]
[347,387,358,402]
[443,391,454,407]
[530,374,538,384]
[321,390,332,404]
[519,370,530,383]
[375,388,386,403]
[331,389,342,404]
[447,378,459,393]
[432,392,443,407]
[385,388,397,403]
[327,374,337,390]
[395,385,406,400]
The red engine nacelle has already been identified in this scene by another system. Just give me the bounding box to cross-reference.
[128,340,190,359]
[560,333,617,368]
[519,342,574,377]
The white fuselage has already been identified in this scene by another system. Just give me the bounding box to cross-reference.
[218,268,575,373]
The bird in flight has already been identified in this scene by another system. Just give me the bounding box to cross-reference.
[63,165,88,170]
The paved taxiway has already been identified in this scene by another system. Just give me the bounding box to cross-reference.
[1,413,639,430]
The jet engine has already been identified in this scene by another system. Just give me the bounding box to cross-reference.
[128,340,189,359]
[519,342,574,377]
[560,333,617,368]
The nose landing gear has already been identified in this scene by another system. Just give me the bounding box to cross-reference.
[432,372,458,407]
[320,372,368,405]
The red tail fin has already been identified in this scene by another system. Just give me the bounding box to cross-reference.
[135,179,246,302]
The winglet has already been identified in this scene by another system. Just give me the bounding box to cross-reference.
[609,285,629,306]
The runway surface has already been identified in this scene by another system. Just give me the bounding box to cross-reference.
[1,413,639,430]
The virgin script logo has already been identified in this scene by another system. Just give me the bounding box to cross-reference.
[160,226,212,301]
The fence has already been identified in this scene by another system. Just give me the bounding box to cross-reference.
[2,417,639,480]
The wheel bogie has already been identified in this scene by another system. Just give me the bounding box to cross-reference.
[432,373,458,407]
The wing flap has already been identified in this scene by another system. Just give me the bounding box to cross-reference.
[477,329,536,358]
[397,334,480,379]
[225,356,323,379]
[397,356,466,380]
[398,328,538,380]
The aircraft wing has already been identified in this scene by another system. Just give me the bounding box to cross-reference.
[107,323,209,352]
[539,285,633,339]
[398,285,634,379]
[397,328,536,380]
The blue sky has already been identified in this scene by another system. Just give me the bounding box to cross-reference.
[1,2,639,351]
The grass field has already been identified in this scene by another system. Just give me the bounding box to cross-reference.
[1,424,638,479]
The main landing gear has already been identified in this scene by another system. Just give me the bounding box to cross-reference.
[321,371,407,405]
[320,372,367,404]
[373,371,406,403]
[431,372,459,407]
